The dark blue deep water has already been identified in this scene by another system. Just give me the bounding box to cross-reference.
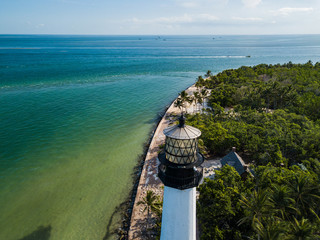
[0,35,320,240]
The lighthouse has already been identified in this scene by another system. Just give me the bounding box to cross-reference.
[158,114,204,240]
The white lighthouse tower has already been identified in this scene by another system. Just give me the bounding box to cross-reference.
[158,114,204,240]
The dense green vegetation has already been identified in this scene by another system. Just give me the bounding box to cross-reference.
[187,62,320,239]
[202,61,320,122]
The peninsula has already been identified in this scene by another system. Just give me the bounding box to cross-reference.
[126,61,320,240]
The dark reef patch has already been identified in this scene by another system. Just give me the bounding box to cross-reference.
[18,225,52,240]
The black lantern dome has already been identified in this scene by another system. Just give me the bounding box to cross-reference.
[158,114,204,190]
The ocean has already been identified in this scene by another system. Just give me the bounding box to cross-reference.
[0,35,320,240]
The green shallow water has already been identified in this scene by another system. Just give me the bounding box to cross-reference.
[0,81,154,240]
[0,72,197,240]
[0,126,149,240]
[1,35,320,240]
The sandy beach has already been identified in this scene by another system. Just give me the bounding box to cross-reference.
[128,97,179,240]
[128,84,216,239]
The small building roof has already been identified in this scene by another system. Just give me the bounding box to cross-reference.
[163,124,201,140]
[221,150,246,175]
[297,163,307,171]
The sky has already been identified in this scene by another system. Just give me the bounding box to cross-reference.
[0,0,320,35]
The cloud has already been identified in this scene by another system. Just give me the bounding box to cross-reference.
[241,0,262,8]
[179,2,198,8]
[176,0,229,9]
[273,7,314,16]
[26,21,45,29]
[155,15,194,24]
[232,17,263,22]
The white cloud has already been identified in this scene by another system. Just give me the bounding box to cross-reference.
[155,15,194,24]
[196,14,220,22]
[180,2,198,8]
[131,18,141,23]
[273,7,314,16]
[232,17,263,21]
[176,0,229,9]
[26,21,45,29]
[241,0,262,8]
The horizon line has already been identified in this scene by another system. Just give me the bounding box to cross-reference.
[1,33,320,36]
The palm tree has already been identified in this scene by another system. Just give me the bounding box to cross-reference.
[286,217,314,240]
[254,217,285,240]
[287,175,320,218]
[196,92,203,113]
[193,92,200,113]
[195,76,205,89]
[180,90,188,99]
[269,184,297,220]
[200,88,208,110]
[239,189,271,240]
[204,70,212,78]
[179,90,192,113]
[186,96,193,113]
[174,97,184,112]
[137,190,161,232]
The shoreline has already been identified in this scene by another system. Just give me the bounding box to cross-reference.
[111,103,172,240]
[127,83,197,240]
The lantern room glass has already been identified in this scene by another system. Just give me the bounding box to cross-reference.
[165,137,198,164]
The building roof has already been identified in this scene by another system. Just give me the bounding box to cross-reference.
[221,150,246,175]
[163,124,201,140]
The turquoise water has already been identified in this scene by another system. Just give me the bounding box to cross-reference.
[1,35,320,240]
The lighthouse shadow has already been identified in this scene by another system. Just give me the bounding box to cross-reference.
[18,225,52,240]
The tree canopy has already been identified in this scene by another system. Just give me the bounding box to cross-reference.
[189,62,320,240]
